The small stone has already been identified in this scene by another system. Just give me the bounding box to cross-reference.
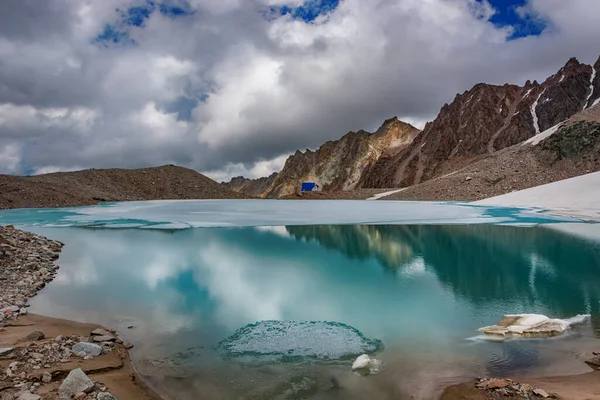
[0,348,14,356]
[93,335,116,343]
[24,331,45,341]
[123,341,134,350]
[19,308,27,315]
[71,342,102,357]
[91,328,112,337]
[83,355,93,360]
[42,372,52,383]
[55,335,64,343]
[58,368,95,400]
[97,392,117,400]
[465,176,473,181]
[17,393,40,400]
[533,388,550,398]
[73,393,86,400]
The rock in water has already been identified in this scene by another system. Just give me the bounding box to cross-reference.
[72,342,103,357]
[477,314,590,338]
[217,320,384,360]
[58,368,95,400]
[351,354,384,375]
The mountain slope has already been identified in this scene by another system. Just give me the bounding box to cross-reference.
[359,56,600,188]
[225,117,420,198]
[381,102,600,201]
[0,165,248,210]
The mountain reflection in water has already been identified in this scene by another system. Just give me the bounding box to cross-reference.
[26,223,600,399]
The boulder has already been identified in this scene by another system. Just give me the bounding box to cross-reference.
[97,392,117,400]
[58,368,95,400]
[72,342,102,357]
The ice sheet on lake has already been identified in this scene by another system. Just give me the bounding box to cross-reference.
[216,320,384,360]
[0,199,579,229]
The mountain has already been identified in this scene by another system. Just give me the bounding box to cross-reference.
[360,56,600,188]
[225,54,600,199]
[381,101,600,201]
[0,165,249,210]
[224,117,420,198]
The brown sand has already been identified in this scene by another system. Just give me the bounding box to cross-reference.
[0,313,161,400]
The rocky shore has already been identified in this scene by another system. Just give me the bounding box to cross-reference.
[0,226,159,400]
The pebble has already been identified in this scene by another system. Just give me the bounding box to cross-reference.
[42,372,52,383]
[97,392,117,400]
[93,335,116,343]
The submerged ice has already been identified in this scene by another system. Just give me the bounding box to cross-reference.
[216,320,384,360]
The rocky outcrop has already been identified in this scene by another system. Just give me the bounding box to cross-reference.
[225,117,420,198]
[222,173,278,197]
[359,56,599,188]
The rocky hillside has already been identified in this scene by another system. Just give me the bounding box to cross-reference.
[382,102,600,201]
[222,172,278,198]
[360,56,600,188]
[226,54,600,199]
[224,117,420,198]
[0,165,248,210]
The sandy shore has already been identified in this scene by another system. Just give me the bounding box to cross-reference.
[0,225,161,400]
[0,314,160,400]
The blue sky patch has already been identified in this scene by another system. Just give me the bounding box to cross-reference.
[274,0,340,22]
[95,0,193,45]
[483,0,546,40]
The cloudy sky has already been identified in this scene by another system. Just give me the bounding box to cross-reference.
[1,0,599,181]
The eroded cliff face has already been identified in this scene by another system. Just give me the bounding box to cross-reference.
[224,54,600,197]
[225,117,420,198]
[359,56,600,188]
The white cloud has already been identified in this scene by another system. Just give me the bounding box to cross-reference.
[1,0,600,179]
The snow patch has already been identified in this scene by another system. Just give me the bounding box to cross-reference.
[522,88,533,99]
[531,89,545,135]
[593,98,600,108]
[523,123,562,146]
[367,188,406,200]
[559,74,565,83]
[584,67,597,109]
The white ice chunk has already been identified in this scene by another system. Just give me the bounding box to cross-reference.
[352,354,384,375]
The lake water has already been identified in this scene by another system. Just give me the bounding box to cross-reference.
[2,200,600,399]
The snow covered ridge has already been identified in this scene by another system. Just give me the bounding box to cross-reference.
[523,122,562,146]
[477,314,590,339]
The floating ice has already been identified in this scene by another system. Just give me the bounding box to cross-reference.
[477,314,590,339]
[216,320,384,360]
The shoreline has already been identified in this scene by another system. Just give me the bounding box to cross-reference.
[0,225,162,400]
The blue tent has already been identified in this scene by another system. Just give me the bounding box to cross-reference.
[301,182,316,192]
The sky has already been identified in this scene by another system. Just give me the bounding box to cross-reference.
[1,0,599,181]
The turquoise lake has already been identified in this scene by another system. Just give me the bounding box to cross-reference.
[1,200,600,399]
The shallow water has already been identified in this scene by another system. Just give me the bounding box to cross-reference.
[2,201,600,399]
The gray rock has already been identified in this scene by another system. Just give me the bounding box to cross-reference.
[97,392,117,400]
[1,306,19,313]
[123,341,134,350]
[17,393,40,400]
[72,342,102,357]
[91,328,112,337]
[58,368,95,400]
[92,335,115,342]
[19,308,27,315]
[24,331,45,341]
[42,372,52,383]
[0,348,13,356]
